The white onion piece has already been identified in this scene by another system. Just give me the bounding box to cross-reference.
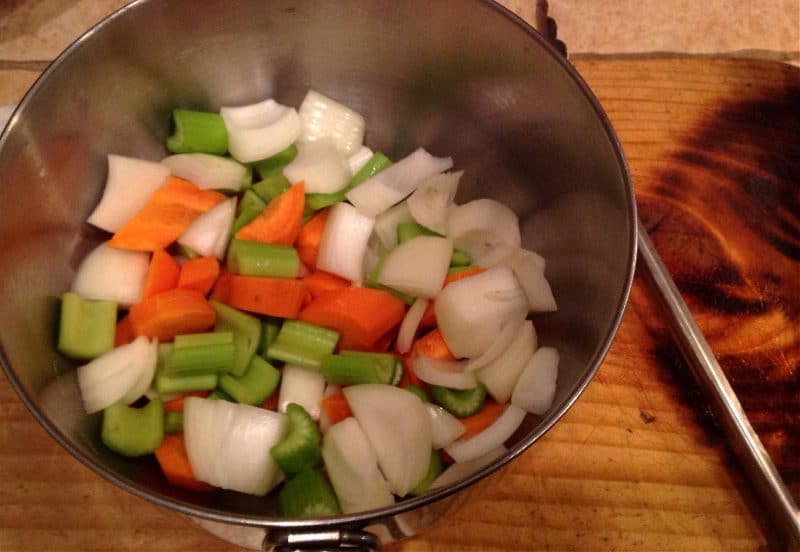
[322,418,394,513]
[318,383,342,435]
[184,397,288,496]
[427,404,466,449]
[344,384,432,496]
[446,199,521,261]
[434,266,528,359]
[87,154,170,232]
[378,236,453,298]
[397,298,428,354]
[298,90,365,155]
[373,202,413,250]
[348,146,374,174]
[511,347,559,415]
[346,148,453,217]
[464,313,526,373]
[71,242,149,306]
[278,364,326,421]
[475,247,556,313]
[406,171,461,235]
[316,202,375,283]
[477,321,537,403]
[362,234,383,279]
[445,405,526,463]
[77,336,155,414]
[221,99,302,163]
[161,153,247,192]
[282,139,351,193]
[430,446,506,490]
[413,357,476,390]
[178,197,237,259]
[122,338,159,404]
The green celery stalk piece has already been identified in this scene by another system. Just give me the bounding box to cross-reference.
[278,469,342,518]
[409,450,443,496]
[174,331,234,349]
[157,343,173,371]
[258,318,282,357]
[251,144,297,179]
[218,355,281,406]
[166,109,228,155]
[404,385,429,403]
[267,320,339,370]
[164,340,236,376]
[57,292,117,360]
[449,250,471,267]
[232,190,266,234]
[101,398,164,457]
[320,353,394,385]
[227,239,300,278]
[252,173,291,203]
[306,152,392,210]
[211,300,262,376]
[428,383,487,418]
[447,265,472,276]
[396,221,440,244]
[164,411,183,434]
[241,164,253,189]
[208,387,235,402]
[155,373,218,394]
[270,403,322,475]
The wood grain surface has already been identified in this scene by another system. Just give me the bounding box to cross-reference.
[1,5,798,550]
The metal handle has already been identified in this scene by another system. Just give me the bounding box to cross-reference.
[265,529,381,552]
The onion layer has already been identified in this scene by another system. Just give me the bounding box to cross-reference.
[72,242,149,306]
[413,356,476,390]
[430,446,506,490]
[511,347,559,415]
[316,202,375,283]
[397,298,428,354]
[283,139,351,194]
[444,405,526,463]
[161,153,247,192]
[446,199,521,261]
[378,236,453,298]
[178,197,237,259]
[221,99,302,163]
[477,320,537,404]
[427,404,466,449]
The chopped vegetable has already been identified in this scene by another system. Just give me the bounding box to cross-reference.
[430,447,506,490]
[177,197,237,260]
[166,109,228,155]
[396,221,439,244]
[235,182,305,245]
[142,249,181,299]
[303,270,349,300]
[476,320,536,403]
[226,275,307,318]
[511,347,559,415]
[177,256,220,295]
[278,469,342,517]
[251,144,297,178]
[413,356,476,390]
[428,383,487,419]
[320,352,395,385]
[72,242,150,306]
[226,239,300,279]
[315,202,375,283]
[267,320,339,370]
[154,433,214,491]
[454,400,507,442]
[320,391,353,425]
[446,198,521,261]
[129,288,216,341]
[210,300,262,376]
[377,236,453,298]
[155,372,218,394]
[284,139,351,194]
[221,99,302,163]
[306,152,392,211]
[270,403,322,475]
[373,201,413,250]
[164,331,235,376]
[162,153,247,192]
[163,411,184,434]
[295,209,329,269]
[251,173,291,203]
[444,404,525,463]
[426,403,466,449]
[298,90,365,155]
[232,190,266,235]
[406,171,461,235]
[163,390,209,413]
[218,355,281,405]
[57,292,117,360]
[409,450,443,496]
[278,364,326,421]
[101,398,164,457]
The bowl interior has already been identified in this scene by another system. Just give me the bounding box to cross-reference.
[0,0,635,525]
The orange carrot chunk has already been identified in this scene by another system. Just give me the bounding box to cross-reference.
[411,328,456,361]
[110,177,226,252]
[295,208,329,269]
[114,315,135,347]
[299,287,406,351]
[129,288,216,342]
[456,400,507,441]
[321,391,353,424]
[209,269,233,303]
[226,275,307,318]
[142,249,181,298]
[154,433,214,491]
[235,182,305,245]
[163,391,211,414]
[177,256,220,296]
[303,270,350,300]
[419,267,486,329]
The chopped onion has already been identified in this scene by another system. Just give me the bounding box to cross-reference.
[427,403,466,449]
[477,321,537,403]
[87,154,170,232]
[278,364,326,421]
[344,384,432,496]
[348,146,374,174]
[430,446,506,490]
[121,338,159,404]
[362,234,383,279]
[434,266,528,359]
[475,247,556,313]
[444,405,526,463]
[406,171,461,235]
[178,197,237,259]
[464,313,526,373]
[322,417,394,513]
[220,99,302,163]
[283,139,351,193]
[77,336,156,414]
[298,90,365,155]
[446,199,521,261]
[511,347,559,415]
[71,242,149,306]
[397,298,428,354]
[346,148,453,217]
[378,236,453,298]
[413,356,476,390]
[184,397,288,496]
[161,153,247,192]
[373,201,413,250]
[316,202,375,283]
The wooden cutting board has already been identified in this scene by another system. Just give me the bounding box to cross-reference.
[2,57,798,551]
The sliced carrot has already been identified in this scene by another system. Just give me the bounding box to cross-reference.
[209,268,233,303]
[142,249,181,298]
[303,270,350,300]
[163,391,211,414]
[419,267,486,329]
[110,177,226,251]
[177,256,220,295]
[411,328,456,361]
[295,208,329,269]
[299,287,406,350]
[154,433,214,491]
[114,315,135,347]
[235,182,305,245]
[321,391,352,424]
[456,400,507,441]
[129,288,216,342]
[226,275,307,318]
[370,327,398,353]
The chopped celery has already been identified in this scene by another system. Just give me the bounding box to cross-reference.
[258,318,282,357]
[164,411,183,434]
[57,292,117,359]
[449,250,471,267]
[409,450,443,496]
[157,343,173,371]
[166,109,228,155]
[252,173,291,203]
[278,469,342,518]
[306,152,392,210]
[101,398,164,457]
[396,221,439,244]
[232,190,266,234]
[364,252,415,305]
[208,387,235,402]
[227,239,300,278]
[404,385,429,403]
[164,332,236,376]
[241,164,253,189]
[174,331,234,348]
[155,373,218,394]
[251,144,297,179]
[270,403,321,475]
[320,353,395,385]
[218,355,281,405]
[211,300,262,376]
[428,383,487,418]
[267,320,339,370]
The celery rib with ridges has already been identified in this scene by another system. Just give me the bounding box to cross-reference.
[57,292,117,360]
[218,355,281,405]
[320,351,397,385]
[266,320,339,370]
[166,109,228,155]
[270,403,322,475]
[164,331,236,376]
[227,239,300,279]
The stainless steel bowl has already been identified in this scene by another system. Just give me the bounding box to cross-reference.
[0,0,636,548]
